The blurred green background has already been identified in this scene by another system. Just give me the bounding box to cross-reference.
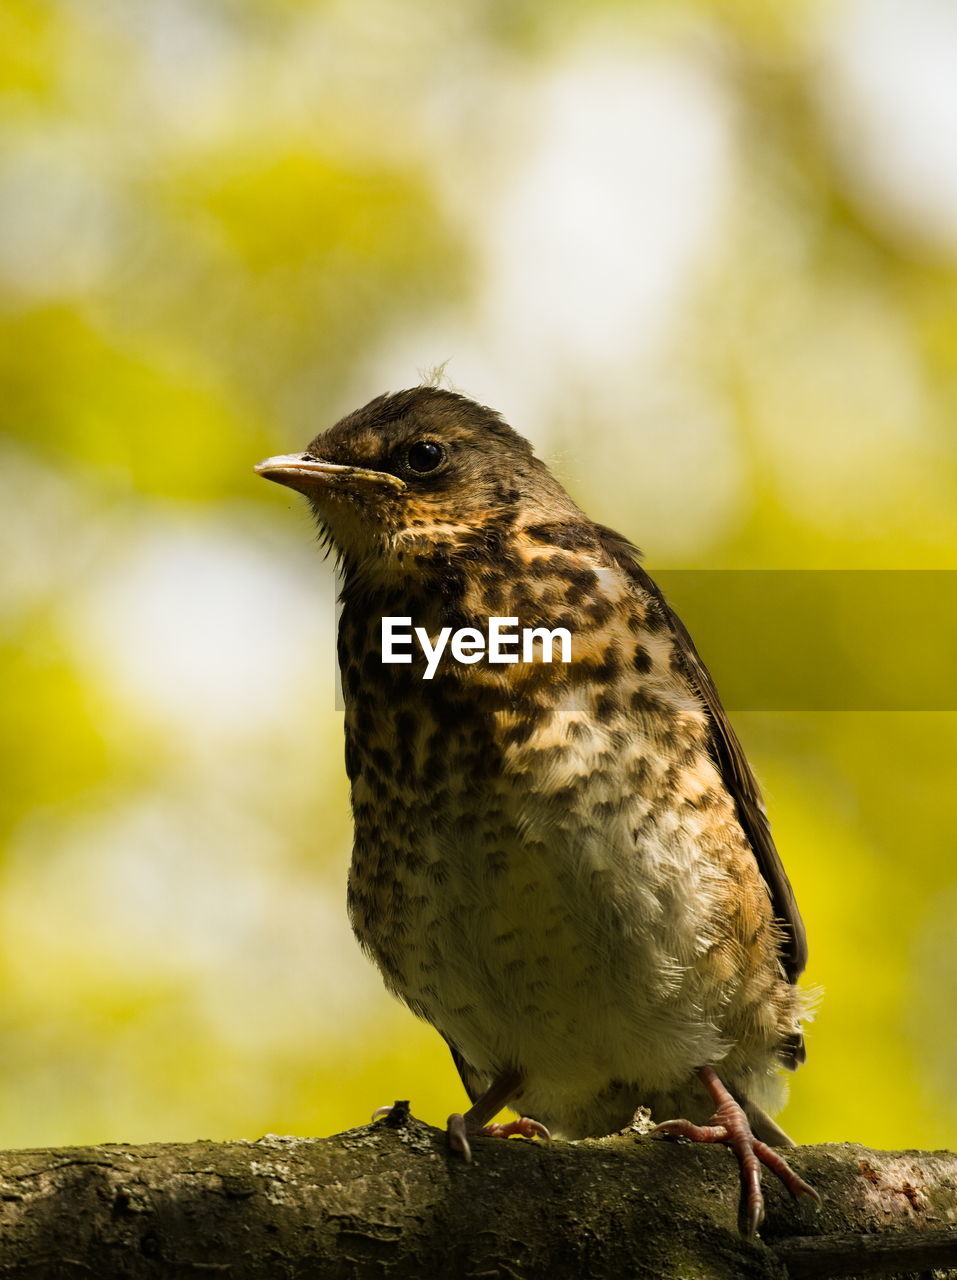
[1,0,955,1154]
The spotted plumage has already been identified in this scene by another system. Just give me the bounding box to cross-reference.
[256,386,818,1234]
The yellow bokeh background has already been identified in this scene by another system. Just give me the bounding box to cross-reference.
[1,0,955,1155]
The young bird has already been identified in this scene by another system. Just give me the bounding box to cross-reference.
[256,386,818,1235]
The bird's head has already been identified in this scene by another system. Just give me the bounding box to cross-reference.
[255,387,575,581]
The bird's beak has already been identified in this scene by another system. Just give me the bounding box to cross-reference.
[254,453,406,496]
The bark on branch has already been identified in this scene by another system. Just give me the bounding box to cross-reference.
[0,1102,954,1279]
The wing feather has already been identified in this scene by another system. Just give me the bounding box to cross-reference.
[596,526,808,986]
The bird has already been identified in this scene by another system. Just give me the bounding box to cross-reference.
[255,385,819,1236]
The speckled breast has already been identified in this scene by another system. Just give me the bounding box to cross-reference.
[337,535,768,1094]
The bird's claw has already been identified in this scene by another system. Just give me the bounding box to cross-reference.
[751,1136,822,1211]
[482,1117,552,1142]
[653,1067,821,1237]
[447,1112,472,1162]
[652,1118,730,1143]
[446,1112,550,1162]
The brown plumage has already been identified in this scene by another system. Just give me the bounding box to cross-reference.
[256,386,819,1235]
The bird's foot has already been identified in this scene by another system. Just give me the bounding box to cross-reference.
[652,1066,820,1236]
[482,1116,552,1142]
[447,1112,551,1163]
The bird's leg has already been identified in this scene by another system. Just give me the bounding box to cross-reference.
[653,1065,820,1236]
[447,1068,551,1163]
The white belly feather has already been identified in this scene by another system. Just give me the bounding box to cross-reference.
[389,692,734,1107]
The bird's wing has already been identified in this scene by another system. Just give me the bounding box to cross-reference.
[596,526,808,989]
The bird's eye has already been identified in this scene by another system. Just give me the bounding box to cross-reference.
[406,440,445,473]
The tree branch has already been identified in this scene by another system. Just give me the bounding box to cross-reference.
[0,1103,954,1278]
